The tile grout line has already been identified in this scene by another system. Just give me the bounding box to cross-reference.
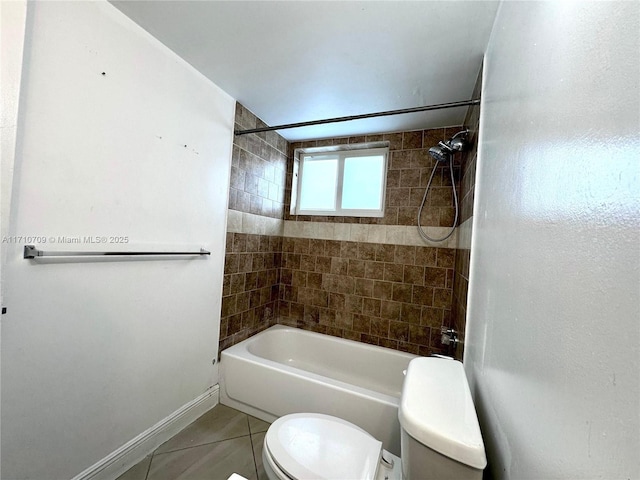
[143,451,153,480]
[247,414,261,479]
[153,433,253,456]
[249,433,260,480]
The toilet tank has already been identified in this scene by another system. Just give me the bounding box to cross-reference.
[398,358,486,480]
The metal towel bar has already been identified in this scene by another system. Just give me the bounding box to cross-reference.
[23,245,210,259]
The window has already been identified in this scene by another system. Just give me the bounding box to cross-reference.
[293,145,388,217]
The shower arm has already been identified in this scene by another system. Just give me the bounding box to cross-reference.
[450,129,469,140]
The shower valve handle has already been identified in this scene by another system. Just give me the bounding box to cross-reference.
[441,327,460,347]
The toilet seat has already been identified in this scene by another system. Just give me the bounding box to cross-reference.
[264,413,383,480]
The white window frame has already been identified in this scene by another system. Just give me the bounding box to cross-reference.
[293,144,388,217]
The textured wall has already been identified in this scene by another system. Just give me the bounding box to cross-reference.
[465,2,639,478]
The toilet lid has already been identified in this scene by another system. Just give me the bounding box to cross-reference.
[265,413,382,480]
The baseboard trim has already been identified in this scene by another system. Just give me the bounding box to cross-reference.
[71,385,220,480]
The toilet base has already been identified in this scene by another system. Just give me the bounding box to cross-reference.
[263,445,402,480]
[376,450,402,480]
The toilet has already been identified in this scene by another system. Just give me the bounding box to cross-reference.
[262,357,486,480]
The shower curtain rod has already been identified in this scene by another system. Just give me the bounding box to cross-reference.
[234,98,480,136]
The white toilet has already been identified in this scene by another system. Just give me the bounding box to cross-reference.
[262,357,486,480]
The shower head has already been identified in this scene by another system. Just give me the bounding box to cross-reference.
[428,129,469,162]
[428,145,450,162]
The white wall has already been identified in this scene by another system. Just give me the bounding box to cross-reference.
[465,2,639,479]
[0,0,27,304]
[1,2,234,479]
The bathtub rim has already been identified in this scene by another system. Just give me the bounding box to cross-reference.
[220,325,416,407]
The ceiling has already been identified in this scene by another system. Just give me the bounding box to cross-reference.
[111,1,500,141]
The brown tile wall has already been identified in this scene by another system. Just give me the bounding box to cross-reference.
[221,103,469,358]
[285,127,464,227]
[219,232,282,353]
[220,104,289,352]
[451,67,482,360]
[230,103,288,219]
[276,237,452,356]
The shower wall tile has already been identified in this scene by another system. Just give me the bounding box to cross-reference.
[229,103,288,220]
[221,104,465,358]
[285,127,463,228]
[219,232,282,352]
[277,237,452,356]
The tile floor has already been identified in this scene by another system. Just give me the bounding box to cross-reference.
[116,404,270,480]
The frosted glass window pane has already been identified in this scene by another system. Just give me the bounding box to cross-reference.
[341,155,384,210]
[299,158,338,210]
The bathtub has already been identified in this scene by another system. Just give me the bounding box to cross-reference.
[220,325,417,455]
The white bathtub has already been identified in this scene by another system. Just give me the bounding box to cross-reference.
[219,325,418,455]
